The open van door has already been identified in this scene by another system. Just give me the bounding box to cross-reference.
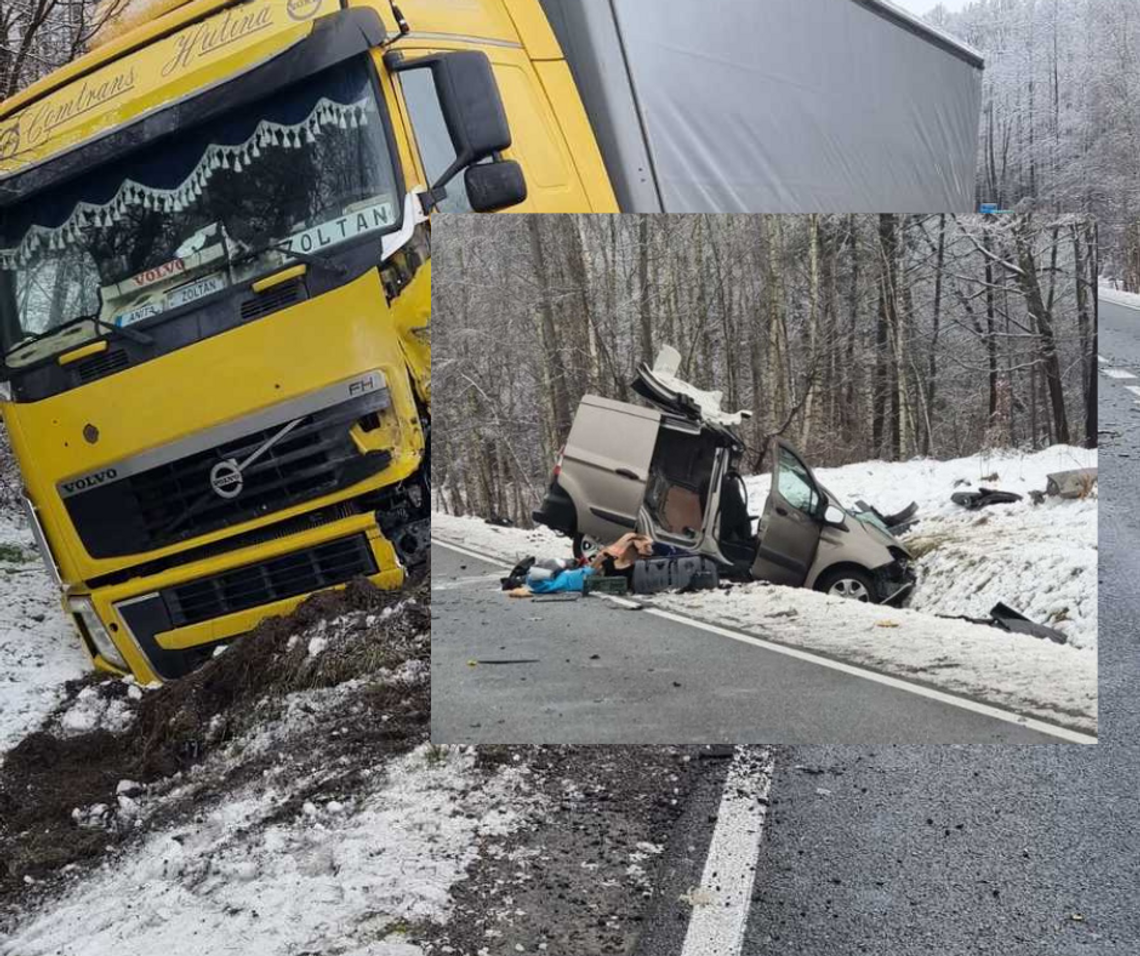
[750,439,824,587]
[559,395,661,544]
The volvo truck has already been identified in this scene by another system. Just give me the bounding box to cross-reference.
[0,0,596,684]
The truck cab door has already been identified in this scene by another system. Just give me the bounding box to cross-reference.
[388,43,602,212]
[751,439,824,587]
[560,395,660,545]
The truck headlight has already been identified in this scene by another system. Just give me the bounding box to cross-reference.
[68,597,128,672]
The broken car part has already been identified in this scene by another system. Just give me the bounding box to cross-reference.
[950,488,1024,510]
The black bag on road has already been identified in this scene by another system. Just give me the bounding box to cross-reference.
[631,556,720,594]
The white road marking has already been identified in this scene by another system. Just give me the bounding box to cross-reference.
[432,537,1098,744]
[631,603,1097,744]
[431,572,507,592]
[681,747,774,956]
[1125,386,1140,400]
[1102,369,1136,379]
[432,537,511,570]
[1097,355,1109,364]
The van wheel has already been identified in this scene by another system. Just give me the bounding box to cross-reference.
[573,534,602,562]
[816,568,878,603]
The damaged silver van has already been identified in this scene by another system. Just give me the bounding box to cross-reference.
[533,348,916,604]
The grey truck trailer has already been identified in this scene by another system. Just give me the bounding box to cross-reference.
[538,0,985,212]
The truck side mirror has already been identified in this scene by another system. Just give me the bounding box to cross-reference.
[465,161,527,213]
[388,49,524,210]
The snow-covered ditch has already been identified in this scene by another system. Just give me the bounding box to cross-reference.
[743,444,1098,650]
[433,445,1097,731]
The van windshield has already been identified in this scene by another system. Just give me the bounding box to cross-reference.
[0,56,400,367]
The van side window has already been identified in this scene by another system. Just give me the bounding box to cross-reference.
[777,448,819,515]
[397,68,473,213]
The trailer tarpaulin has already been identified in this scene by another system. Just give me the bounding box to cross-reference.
[542,0,984,213]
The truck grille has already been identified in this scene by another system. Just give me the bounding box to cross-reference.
[162,534,377,627]
[75,348,130,384]
[63,388,391,559]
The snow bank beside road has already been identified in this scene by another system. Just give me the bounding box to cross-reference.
[432,512,567,564]
[435,446,1098,648]
[1099,285,1140,310]
[0,516,87,754]
[744,445,1098,649]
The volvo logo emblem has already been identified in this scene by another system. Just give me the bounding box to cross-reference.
[209,459,244,499]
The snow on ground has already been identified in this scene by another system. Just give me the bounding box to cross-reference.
[4,592,540,956]
[3,745,538,956]
[56,684,135,735]
[743,444,1098,649]
[0,513,88,754]
[432,512,567,564]
[1099,284,1140,310]
[433,446,1098,730]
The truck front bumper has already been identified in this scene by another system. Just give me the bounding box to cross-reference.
[67,511,404,684]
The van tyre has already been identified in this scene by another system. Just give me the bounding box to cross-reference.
[572,533,602,562]
[816,567,878,604]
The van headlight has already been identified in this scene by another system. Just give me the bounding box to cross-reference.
[68,597,128,672]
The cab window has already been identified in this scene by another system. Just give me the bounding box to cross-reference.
[777,448,819,515]
[397,68,473,213]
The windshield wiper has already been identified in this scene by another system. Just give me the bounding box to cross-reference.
[7,313,154,360]
[231,238,347,277]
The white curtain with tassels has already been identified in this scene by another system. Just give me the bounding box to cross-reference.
[0,96,374,271]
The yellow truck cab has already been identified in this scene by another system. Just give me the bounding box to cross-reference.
[0,0,613,684]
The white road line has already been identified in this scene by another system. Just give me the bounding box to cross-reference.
[431,572,507,592]
[681,748,774,956]
[1125,386,1140,400]
[1102,369,1136,379]
[432,537,512,569]
[1097,355,1109,364]
[634,604,1097,744]
[433,537,1098,744]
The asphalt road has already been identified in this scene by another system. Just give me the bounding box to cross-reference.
[431,542,1063,744]
[436,298,1134,953]
[726,296,1134,955]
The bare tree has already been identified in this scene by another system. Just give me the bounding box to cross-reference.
[434,213,1097,525]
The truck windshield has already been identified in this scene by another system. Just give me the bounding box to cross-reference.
[0,56,400,367]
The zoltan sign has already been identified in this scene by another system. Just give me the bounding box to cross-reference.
[0,0,326,176]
